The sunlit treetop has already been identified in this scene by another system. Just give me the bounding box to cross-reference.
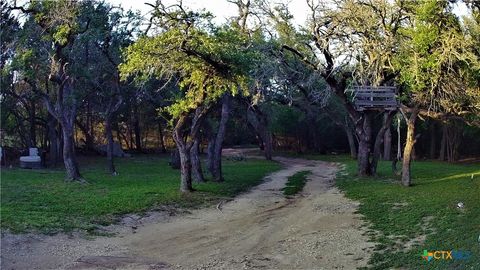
[394,0,480,114]
[119,3,259,118]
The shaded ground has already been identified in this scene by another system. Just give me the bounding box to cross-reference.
[1,154,375,270]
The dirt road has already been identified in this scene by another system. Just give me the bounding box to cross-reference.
[1,156,375,270]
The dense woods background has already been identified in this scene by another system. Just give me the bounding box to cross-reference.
[1,0,479,190]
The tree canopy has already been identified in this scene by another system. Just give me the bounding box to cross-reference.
[2,0,479,190]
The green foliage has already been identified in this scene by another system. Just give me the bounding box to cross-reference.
[394,0,480,113]
[52,24,71,45]
[30,0,80,46]
[269,104,304,135]
[0,155,280,234]
[11,48,38,80]
[119,9,258,119]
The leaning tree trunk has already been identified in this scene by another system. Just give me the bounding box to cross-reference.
[401,109,419,187]
[105,116,117,175]
[41,32,84,181]
[190,138,205,183]
[173,115,193,192]
[211,95,230,182]
[173,108,206,193]
[44,76,83,182]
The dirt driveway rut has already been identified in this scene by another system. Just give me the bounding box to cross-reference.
[1,157,375,270]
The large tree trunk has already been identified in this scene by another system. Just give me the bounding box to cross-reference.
[105,116,117,175]
[62,126,82,181]
[356,112,373,176]
[357,139,370,176]
[190,138,205,183]
[41,33,84,181]
[211,95,230,182]
[178,144,193,192]
[172,108,206,193]
[173,116,193,192]
[401,109,419,187]
[44,75,83,181]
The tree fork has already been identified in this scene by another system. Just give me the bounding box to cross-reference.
[400,108,419,186]
[211,94,231,182]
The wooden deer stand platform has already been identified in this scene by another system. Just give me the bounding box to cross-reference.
[352,85,398,111]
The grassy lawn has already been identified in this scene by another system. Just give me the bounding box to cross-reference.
[282,170,309,196]
[0,155,280,234]
[310,154,480,269]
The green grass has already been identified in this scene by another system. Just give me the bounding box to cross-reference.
[311,155,480,269]
[282,170,309,196]
[0,155,280,234]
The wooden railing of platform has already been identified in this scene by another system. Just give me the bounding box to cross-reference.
[352,86,398,111]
